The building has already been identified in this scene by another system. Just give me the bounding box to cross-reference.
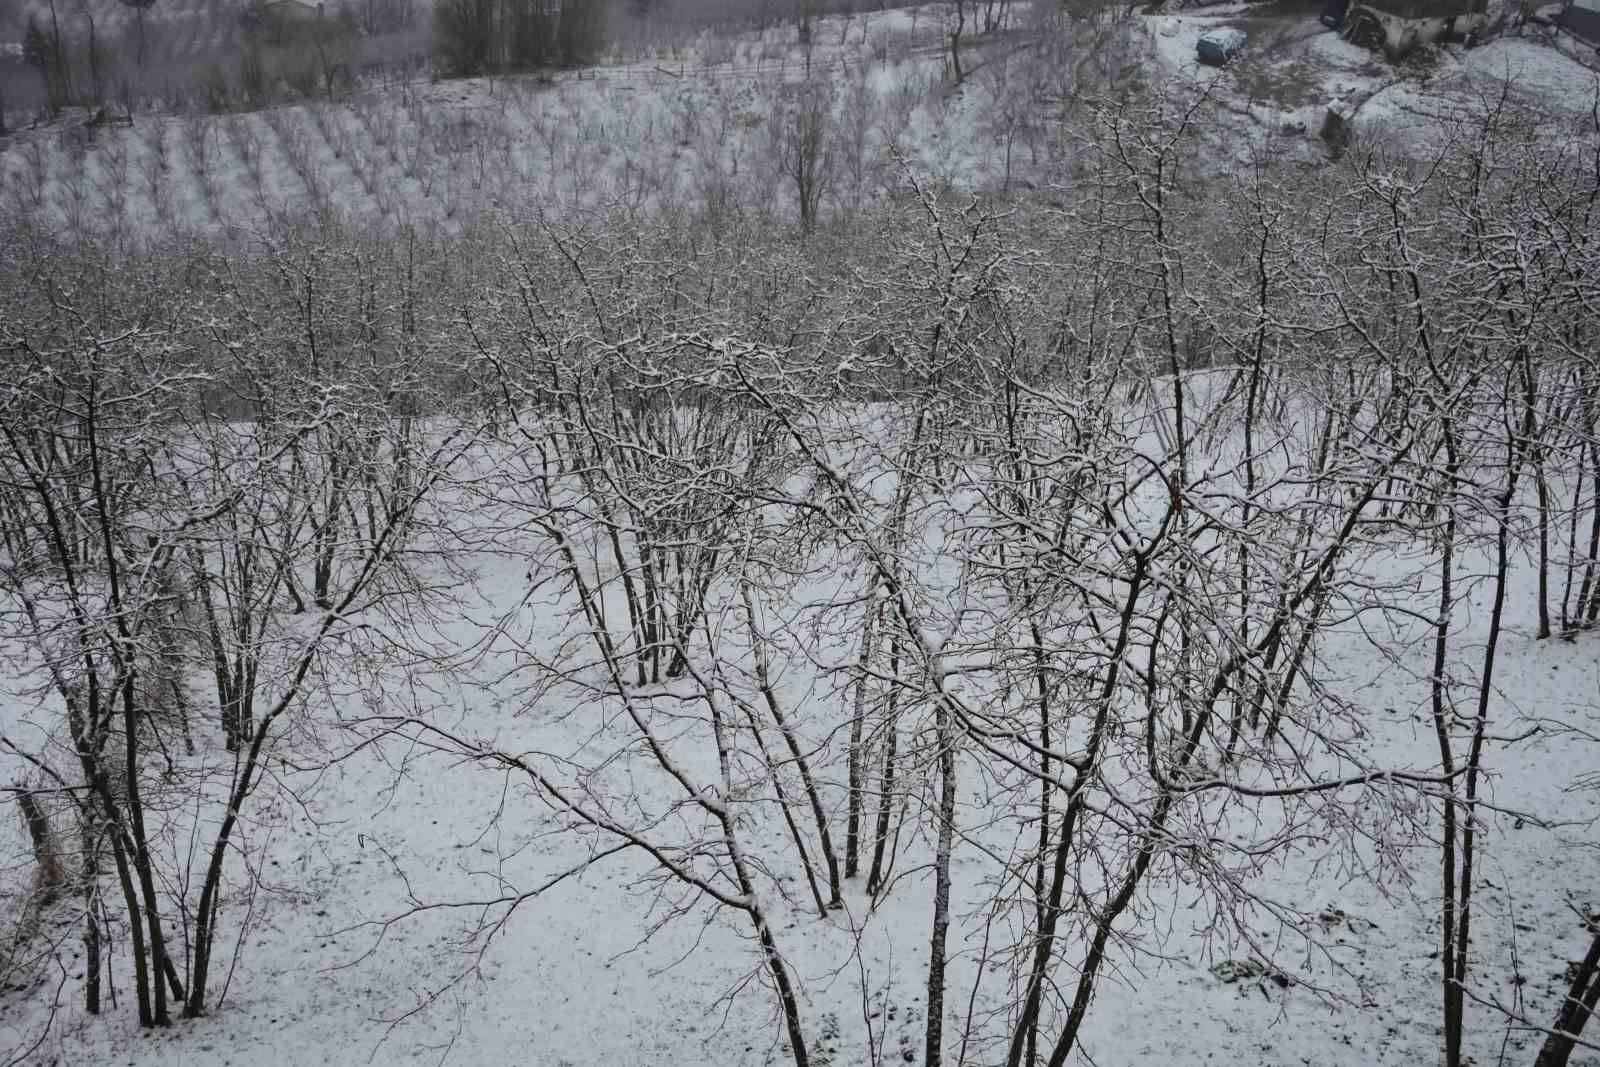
[1561,0,1600,43]
[1344,0,1491,55]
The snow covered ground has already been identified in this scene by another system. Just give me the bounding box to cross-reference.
[2,401,1598,1066]
[1148,3,1600,150]
[4,6,1600,1067]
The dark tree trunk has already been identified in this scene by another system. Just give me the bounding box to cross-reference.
[17,790,60,901]
[82,817,101,1015]
[924,695,957,1067]
[1537,926,1600,1067]
[866,632,902,897]
[845,590,876,879]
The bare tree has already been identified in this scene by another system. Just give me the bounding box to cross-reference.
[772,80,837,237]
[119,0,156,67]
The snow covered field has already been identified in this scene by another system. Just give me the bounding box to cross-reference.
[19,552,1600,1067]
[5,0,1594,241]
[4,5,1600,1067]
[5,381,1599,1067]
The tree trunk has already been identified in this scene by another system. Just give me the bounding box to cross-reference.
[1431,421,1463,1067]
[1537,926,1600,1067]
[846,584,877,879]
[81,815,101,1014]
[746,583,842,908]
[17,790,61,901]
[948,0,965,83]
[924,694,957,1067]
[47,0,73,107]
[866,632,901,896]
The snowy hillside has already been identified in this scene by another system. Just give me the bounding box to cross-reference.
[3,5,1600,1067]
[2,2,1594,239]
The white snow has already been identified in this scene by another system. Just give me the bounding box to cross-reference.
[2,8,1600,1067]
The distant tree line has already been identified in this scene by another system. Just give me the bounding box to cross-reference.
[2,0,425,119]
[434,0,607,75]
